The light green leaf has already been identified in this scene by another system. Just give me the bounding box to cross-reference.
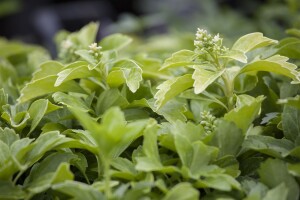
[149,98,188,123]
[53,92,91,113]
[163,183,199,200]
[224,95,264,134]
[232,32,278,53]
[221,49,247,63]
[100,33,132,51]
[107,70,126,88]
[55,64,98,86]
[288,163,300,177]
[136,122,164,171]
[160,49,198,70]
[52,180,105,200]
[25,131,73,165]
[18,75,85,103]
[0,180,25,199]
[111,59,143,93]
[0,127,19,146]
[239,55,300,83]
[28,99,49,133]
[196,172,241,191]
[70,107,147,159]
[154,74,193,109]
[1,106,30,131]
[111,157,138,179]
[32,61,64,81]
[179,89,228,110]
[192,67,225,94]
[77,22,99,47]
[75,50,98,66]
[263,183,288,200]
[258,159,299,200]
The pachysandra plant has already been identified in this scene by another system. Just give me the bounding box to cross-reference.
[0,22,300,200]
[156,28,300,111]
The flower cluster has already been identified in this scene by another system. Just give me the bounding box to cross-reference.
[88,42,103,62]
[194,28,228,55]
[200,111,217,134]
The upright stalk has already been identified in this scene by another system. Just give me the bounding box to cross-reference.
[221,72,235,110]
[97,154,112,199]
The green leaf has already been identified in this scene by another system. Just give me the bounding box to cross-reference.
[286,29,300,38]
[53,92,91,113]
[25,131,73,165]
[160,50,197,70]
[210,119,244,157]
[70,107,147,159]
[111,59,143,93]
[149,98,188,123]
[135,124,164,171]
[288,163,300,177]
[1,105,30,131]
[239,55,300,83]
[232,32,278,53]
[100,33,132,51]
[0,127,19,146]
[277,95,300,109]
[135,121,177,173]
[75,50,98,66]
[32,61,64,81]
[221,49,247,63]
[76,22,99,47]
[258,159,299,200]
[0,88,8,112]
[0,180,25,199]
[52,180,105,200]
[18,75,86,103]
[263,183,289,200]
[28,99,49,133]
[95,89,129,115]
[224,95,264,133]
[174,133,218,177]
[242,135,294,158]
[55,64,98,86]
[0,140,13,179]
[234,72,258,93]
[163,182,199,200]
[24,153,76,195]
[277,38,300,59]
[154,74,193,109]
[282,105,300,142]
[192,67,225,94]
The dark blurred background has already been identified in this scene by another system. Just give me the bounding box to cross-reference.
[0,0,299,55]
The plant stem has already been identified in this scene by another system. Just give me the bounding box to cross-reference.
[221,73,235,110]
[98,154,112,199]
[103,159,112,199]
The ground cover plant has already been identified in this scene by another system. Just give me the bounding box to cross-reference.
[0,22,300,200]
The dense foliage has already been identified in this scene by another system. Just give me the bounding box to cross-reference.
[1,22,300,200]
